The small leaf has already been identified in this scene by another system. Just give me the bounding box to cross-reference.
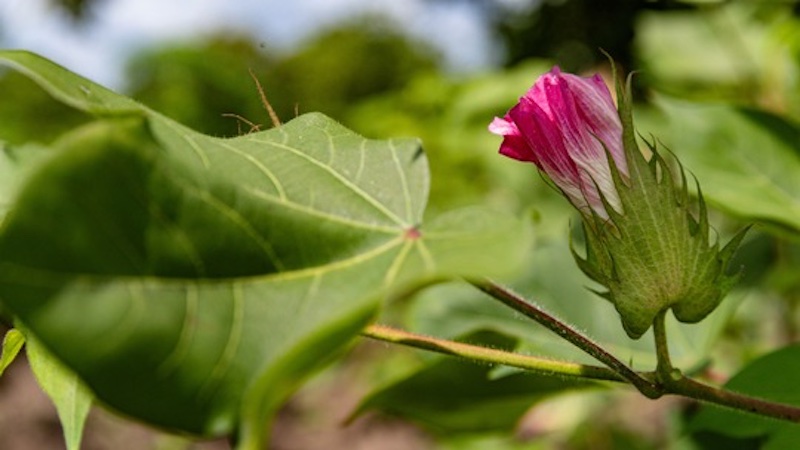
[26,332,93,450]
[0,328,24,376]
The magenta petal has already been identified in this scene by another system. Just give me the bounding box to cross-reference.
[498,135,535,162]
[508,98,589,209]
[488,65,626,218]
[489,116,536,162]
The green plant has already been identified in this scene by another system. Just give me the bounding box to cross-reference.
[1,50,800,450]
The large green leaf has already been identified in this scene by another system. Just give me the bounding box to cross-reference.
[641,97,800,234]
[0,50,528,447]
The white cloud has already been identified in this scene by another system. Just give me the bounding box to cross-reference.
[1,0,125,84]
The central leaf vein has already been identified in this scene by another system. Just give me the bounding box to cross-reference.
[389,140,414,222]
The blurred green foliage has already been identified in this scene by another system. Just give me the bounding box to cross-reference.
[125,18,438,137]
[635,2,800,117]
[2,1,800,448]
[124,35,273,138]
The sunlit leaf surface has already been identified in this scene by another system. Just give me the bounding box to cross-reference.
[0,51,527,445]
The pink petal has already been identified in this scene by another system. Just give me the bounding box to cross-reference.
[488,116,518,136]
[488,65,626,218]
[508,97,587,210]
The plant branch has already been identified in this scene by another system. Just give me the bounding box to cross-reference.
[363,320,800,424]
[361,324,625,383]
[470,278,662,398]
[665,375,800,422]
[650,309,800,422]
[364,324,800,422]
[656,308,800,421]
[370,279,800,424]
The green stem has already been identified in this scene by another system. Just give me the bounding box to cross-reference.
[364,320,800,424]
[666,376,800,422]
[471,278,661,398]
[475,279,800,421]
[652,309,674,383]
[370,280,800,424]
[651,308,800,422]
[362,324,625,383]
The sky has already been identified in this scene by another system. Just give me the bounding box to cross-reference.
[0,0,510,90]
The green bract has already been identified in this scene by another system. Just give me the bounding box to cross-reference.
[573,76,747,339]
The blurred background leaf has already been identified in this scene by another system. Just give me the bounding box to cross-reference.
[687,345,800,449]
[637,98,800,234]
[25,332,93,450]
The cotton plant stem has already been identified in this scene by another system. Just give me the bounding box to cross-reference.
[651,308,800,422]
[667,376,800,422]
[364,325,800,425]
[471,278,662,398]
[362,324,624,383]
[652,309,674,382]
[369,279,800,423]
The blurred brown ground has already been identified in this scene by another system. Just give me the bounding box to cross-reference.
[0,345,432,450]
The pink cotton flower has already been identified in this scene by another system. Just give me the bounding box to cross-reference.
[489,67,628,218]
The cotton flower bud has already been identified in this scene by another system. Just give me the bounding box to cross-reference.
[489,66,627,219]
[490,66,747,339]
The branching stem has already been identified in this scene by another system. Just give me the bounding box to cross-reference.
[364,278,800,426]
[470,278,662,398]
[651,308,800,422]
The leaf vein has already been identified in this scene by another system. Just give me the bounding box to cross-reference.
[187,188,286,271]
[158,118,211,168]
[251,139,407,227]
[390,140,414,222]
[157,284,198,377]
[217,141,287,201]
[246,187,399,234]
[199,283,245,401]
[383,239,415,287]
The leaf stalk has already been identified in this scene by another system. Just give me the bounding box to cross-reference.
[362,324,624,383]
